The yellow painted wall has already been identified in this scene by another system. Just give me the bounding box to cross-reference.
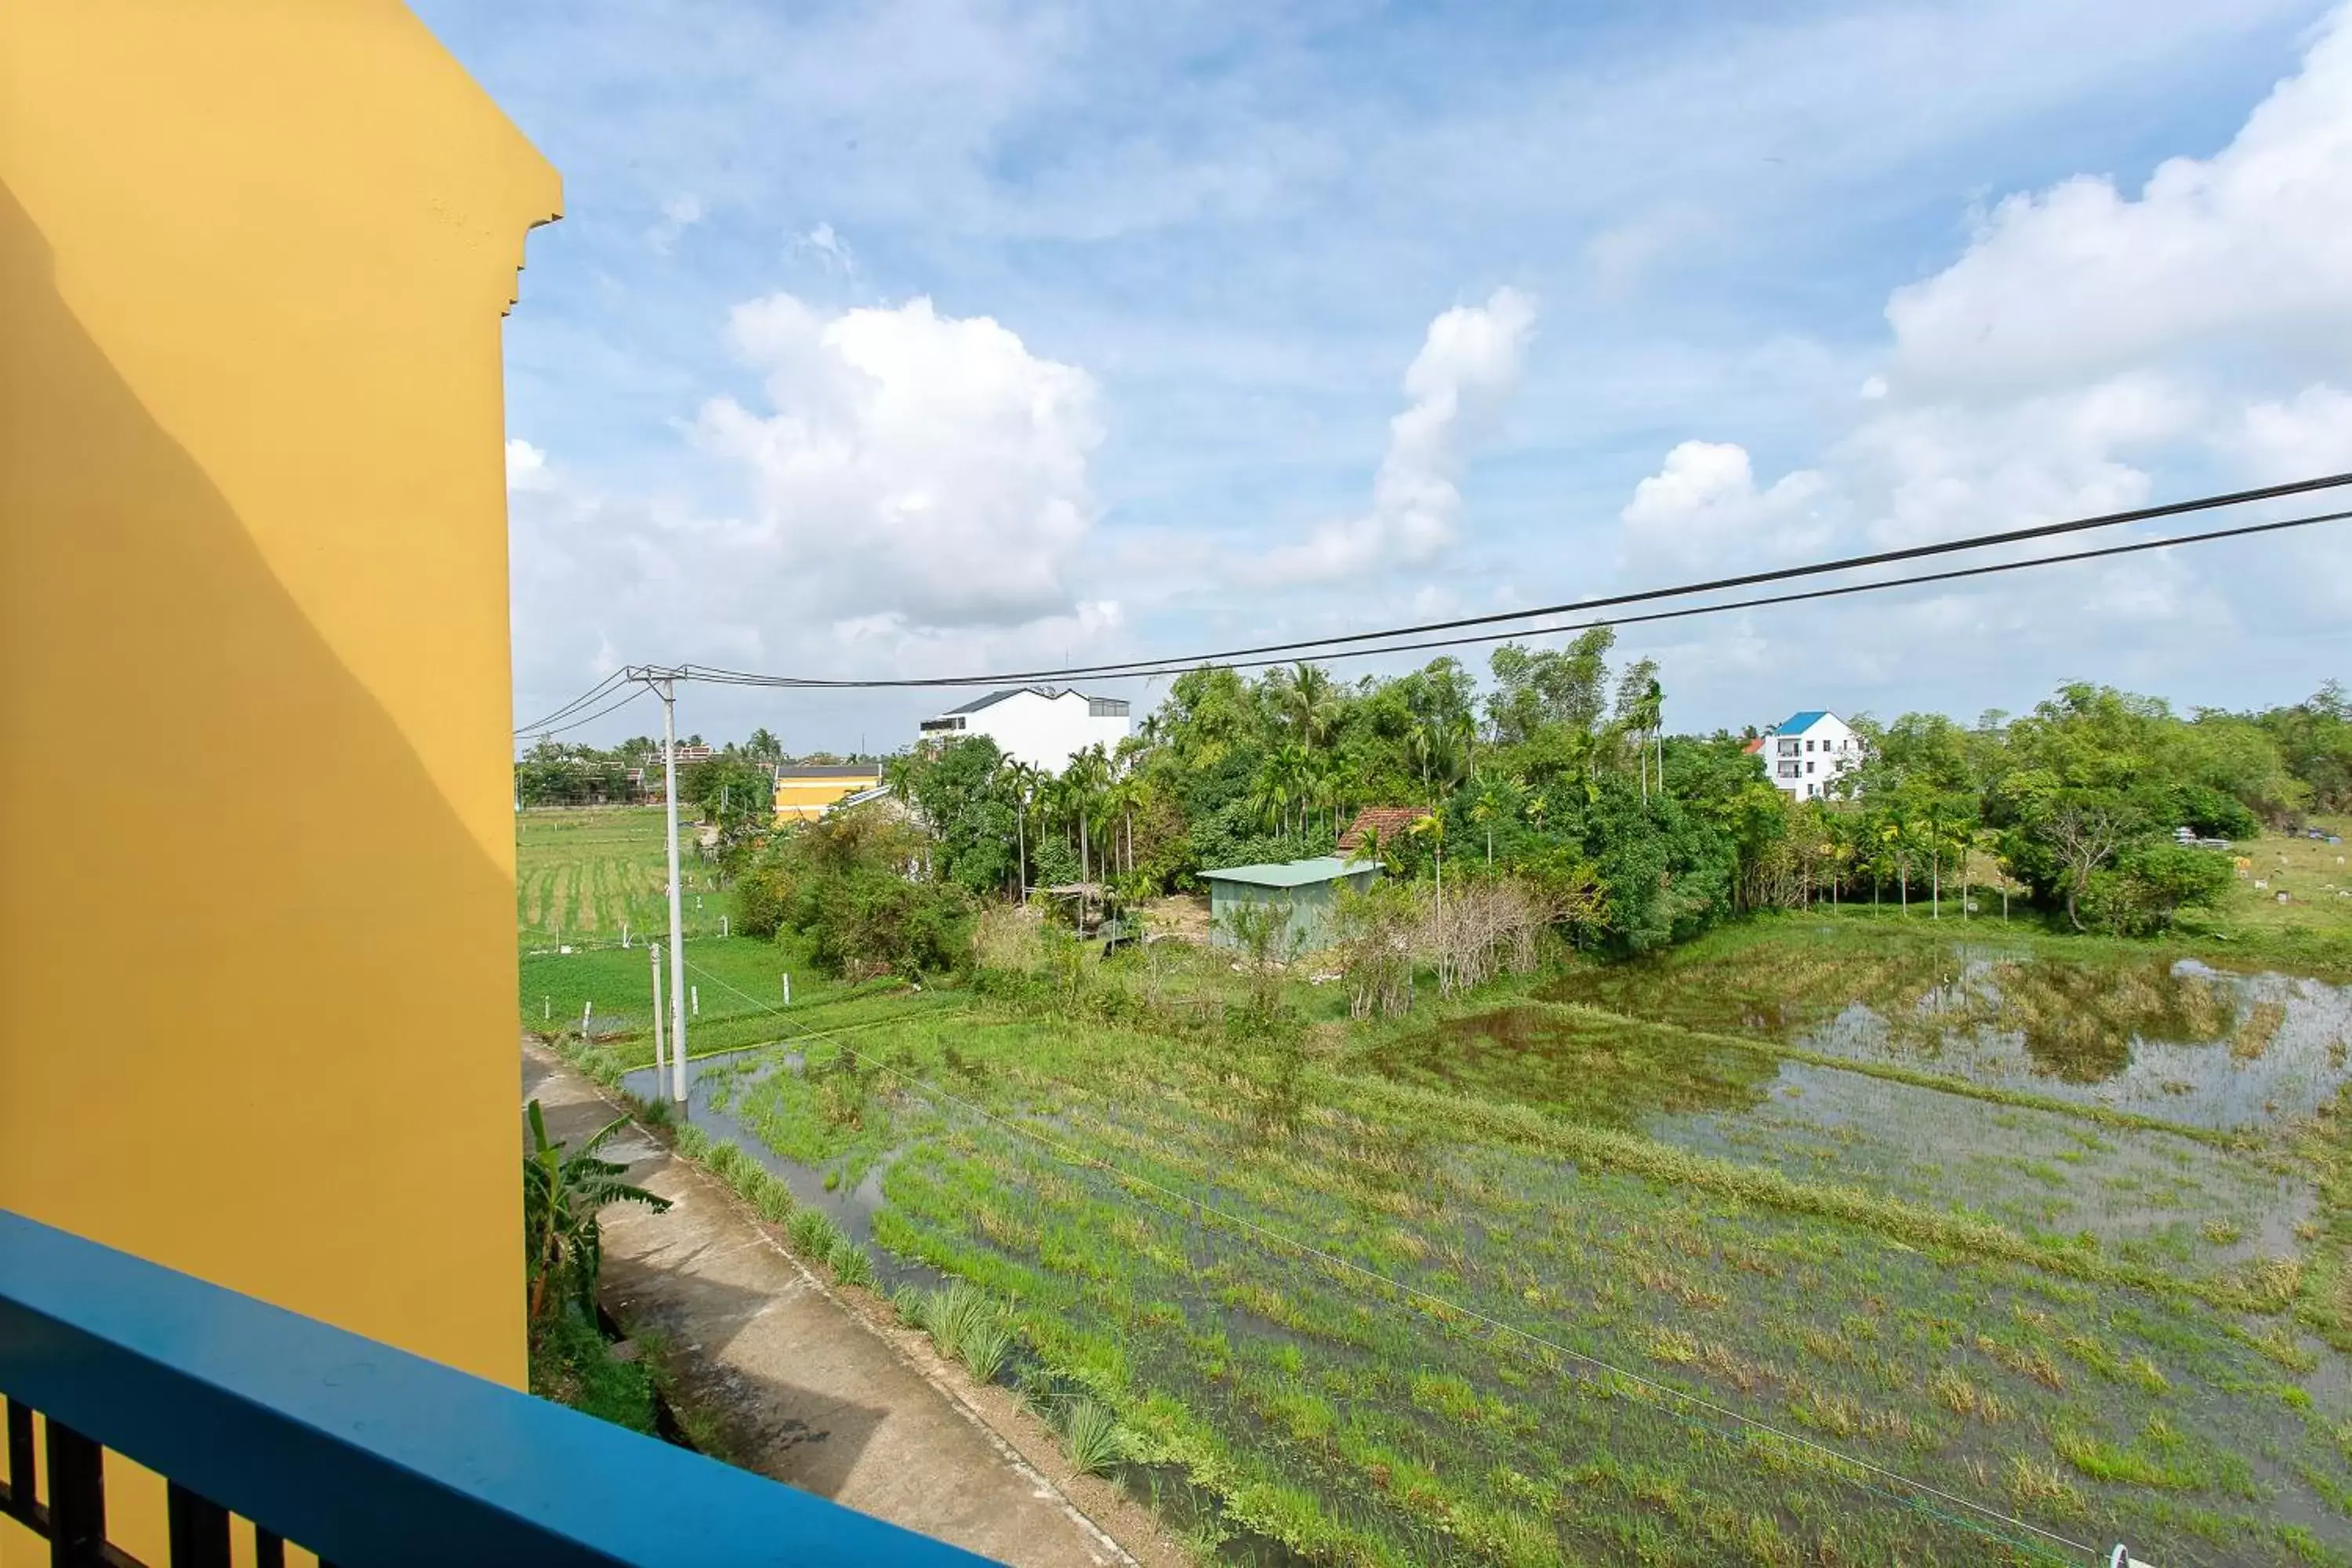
[1,0,556,1451]
[775,771,883,822]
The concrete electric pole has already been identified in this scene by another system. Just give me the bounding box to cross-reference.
[658,672,688,1105]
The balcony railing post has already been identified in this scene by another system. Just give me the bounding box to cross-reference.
[43,1418,106,1568]
[4,1397,36,1529]
[166,1482,231,1568]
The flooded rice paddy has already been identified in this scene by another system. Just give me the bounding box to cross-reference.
[1543,932,2352,1130]
[615,925,2352,1566]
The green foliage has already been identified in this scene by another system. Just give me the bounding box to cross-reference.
[893,735,1025,895]
[522,1100,670,1328]
[2252,681,2352,811]
[2083,843,2236,935]
[1063,1397,1125,1476]
[788,1207,848,1259]
[735,806,973,979]
[514,736,646,807]
[526,1306,659,1435]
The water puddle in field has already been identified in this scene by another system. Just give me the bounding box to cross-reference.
[1368,1004,2318,1274]
[621,1046,931,1291]
[1360,1005,1778,1126]
[1544,940,2352,1131]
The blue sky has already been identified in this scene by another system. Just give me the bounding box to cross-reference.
[418,0,2352,753]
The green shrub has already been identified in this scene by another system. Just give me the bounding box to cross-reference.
[2084,843,2234,935]
[958,1316,1015,1383]
[1063,1397,1123,1476]
[788,1207,848,1259]
[828,1242,876,1289]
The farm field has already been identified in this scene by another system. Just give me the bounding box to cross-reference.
[517,806,728,947]
[548,906,2352,1568]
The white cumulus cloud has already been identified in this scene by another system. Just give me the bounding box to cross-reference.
[1885,9,2352,395]
[505,438,554,492]
[1619,440,1828,571]
[2230,384,2352,482]
[695,293,1104,627]
[1261,286,1536,584]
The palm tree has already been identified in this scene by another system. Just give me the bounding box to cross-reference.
[1250,747,1295,836]
[1006,760,1043,902]
[1279,662,1342,748]
[1408,720,1438,800]
[524,1100,670,1328]
[1628,677,1664,801]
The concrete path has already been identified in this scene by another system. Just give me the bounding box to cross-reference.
[523,1044,1167,1568]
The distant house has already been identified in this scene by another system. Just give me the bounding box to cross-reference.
[917,687,1131,773]
[1203,856,1380,954]
[1758,710,1862,801]
[772,762,884,822]
[1337,806,1421,858]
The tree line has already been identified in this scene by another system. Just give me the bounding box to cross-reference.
[561,644,2352,975]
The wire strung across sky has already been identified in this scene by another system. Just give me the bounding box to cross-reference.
[516,470,2352,729]
[676,956,2100,1564]
[521,681,654,740]
[684,506,2352,692]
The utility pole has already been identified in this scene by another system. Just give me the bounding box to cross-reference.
[649,938,666,1085]
[657,670,688,1105]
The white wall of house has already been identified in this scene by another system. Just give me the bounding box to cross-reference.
[919,688,1131,773]
[1765,712,1863,802]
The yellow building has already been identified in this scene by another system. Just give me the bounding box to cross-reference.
[2,1,557,1559]
[773,763,885,822]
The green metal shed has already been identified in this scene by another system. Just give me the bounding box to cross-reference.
[1202,856,1381,955]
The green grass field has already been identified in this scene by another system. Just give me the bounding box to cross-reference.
[521,813,2352,1565]
[538,909,2351,1567]
[517,807,728,947]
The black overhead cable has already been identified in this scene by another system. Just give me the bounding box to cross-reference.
[665,503,2352,691]
[514,471,2352,727]
[518,683,652,740]
[514,668,633,735]
[673,469,2352,689]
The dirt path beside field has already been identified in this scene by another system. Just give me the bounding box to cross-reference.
[522,1041,1185,1568]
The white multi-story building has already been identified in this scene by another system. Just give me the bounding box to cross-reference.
[1751,710,1863,801]
[916,687,1131,773]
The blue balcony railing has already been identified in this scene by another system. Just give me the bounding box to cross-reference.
[0,1210,989,1566]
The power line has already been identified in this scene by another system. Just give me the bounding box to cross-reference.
[666,503,2351,691]
[674,469,2352,690]
[515,669,634,735]
[679,956,2100,1564]
[517,683,653,741]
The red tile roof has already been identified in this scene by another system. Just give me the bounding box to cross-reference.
[1337,805,1422,855]
[1741,735,1767,754]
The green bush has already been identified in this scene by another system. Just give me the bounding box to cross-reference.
[1063,1397,1124,1476]
[2082,843,2234,935]
[2170,782,2262,840]
[731,857,797,940]
[788,1207,848,1259]
[528,1308,657,1435]
[827,1242,876,1289]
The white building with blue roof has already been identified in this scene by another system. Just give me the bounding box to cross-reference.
[1755,710,1862,801]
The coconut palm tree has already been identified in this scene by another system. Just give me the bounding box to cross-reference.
[1627,677,1665,801]
[1250,746,1296,836]
[1006,759,1044,902]
[1278,662,1342,749]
